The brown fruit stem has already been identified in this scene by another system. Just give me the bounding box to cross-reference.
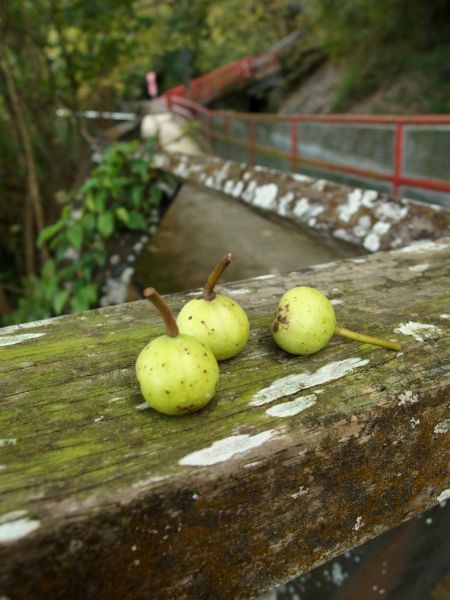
[202,253,235,301]
[335,325,401,351]
[144,287,179,337]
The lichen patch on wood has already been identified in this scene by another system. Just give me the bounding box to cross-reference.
[179,431,276,466]
[394,321,442,342]
[266,394,317,417]
[250,358,370,407]
[0,333,45,347]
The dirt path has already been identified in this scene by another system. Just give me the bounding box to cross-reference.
[135,182,364,294]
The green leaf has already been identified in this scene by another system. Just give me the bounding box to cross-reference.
[127,211,148,230]
[71,283,98,313]
[41,259,55,279]
[53,289,69,314]
[37,220,66,247]
[93,189,107,213]
[97,212,115,238]
[131,159,149,181]
[67,223,84,249]
[115,206,130,225]
[150,186,163,204]
[131,185,144,208]
[83,213,96,233]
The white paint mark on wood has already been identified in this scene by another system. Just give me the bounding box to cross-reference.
[397,390,418,406]
[218,287,251,296]
[363,221,391,252]
[0,317,56,334]
[250,358,369,407]
[132,475,169,488]
[0,510,28,524]
[353,516,364,531]
[375,202,408,222]
[293,197,311,219]
[0,439,17,448]
[437,489,450,504]
[439,314,450,320]
[339,189,363,222]
[253,184,278,209]
[394,321,441,342]
[408,263,429,272]
[0,512,40,544]
[291,486,309,499]
[434,420,450,434]
[292,173,312,183]
[334,228,355,243]
[352,214,372,237]
[400,240,448,253]
[278,192,295,216]
[410,417,420,429]
[179,431,275,467]
[330,298,343,305]
[252,274,275,280]
[0,333,45,347]
[266,394,317,417]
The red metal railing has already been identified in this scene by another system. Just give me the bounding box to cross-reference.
[170,96,450,202]
[164,52,278,109]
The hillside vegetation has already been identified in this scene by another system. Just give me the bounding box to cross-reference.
[280,0,450,113]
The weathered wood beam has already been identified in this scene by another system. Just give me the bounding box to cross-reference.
[155,152,450,253]
[0,239,449,599]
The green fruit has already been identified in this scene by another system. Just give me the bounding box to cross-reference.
[136,288,219,415]
[272,286,401,355]
[136,334,219,415]
[273,287,336,355]
[177,253,250,360]
[177,294,249,360]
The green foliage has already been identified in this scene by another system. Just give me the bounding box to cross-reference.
[8,139,163,324]
[305,0,450,109]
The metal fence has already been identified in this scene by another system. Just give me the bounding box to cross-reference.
[164,52,279,109]
[169,96,450,207]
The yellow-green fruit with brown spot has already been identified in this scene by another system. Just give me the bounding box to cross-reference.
[136,334,219,415]
[177,294,250,360]
[272,286,336,355]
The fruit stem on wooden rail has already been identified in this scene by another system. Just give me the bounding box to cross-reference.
[202,253,235,301]
[144,287,179,337]
[335,326,401,351]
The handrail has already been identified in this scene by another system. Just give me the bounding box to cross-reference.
[170,95,450,202]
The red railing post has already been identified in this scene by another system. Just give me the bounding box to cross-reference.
[290,119,298,172]
[248,119,256,165]
[393,122,404,198]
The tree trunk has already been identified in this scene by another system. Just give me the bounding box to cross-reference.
[0,43,49,264]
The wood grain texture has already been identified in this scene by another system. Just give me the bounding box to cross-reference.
[0,239,449,599]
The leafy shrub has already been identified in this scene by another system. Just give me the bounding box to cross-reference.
[8,138,169,324]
